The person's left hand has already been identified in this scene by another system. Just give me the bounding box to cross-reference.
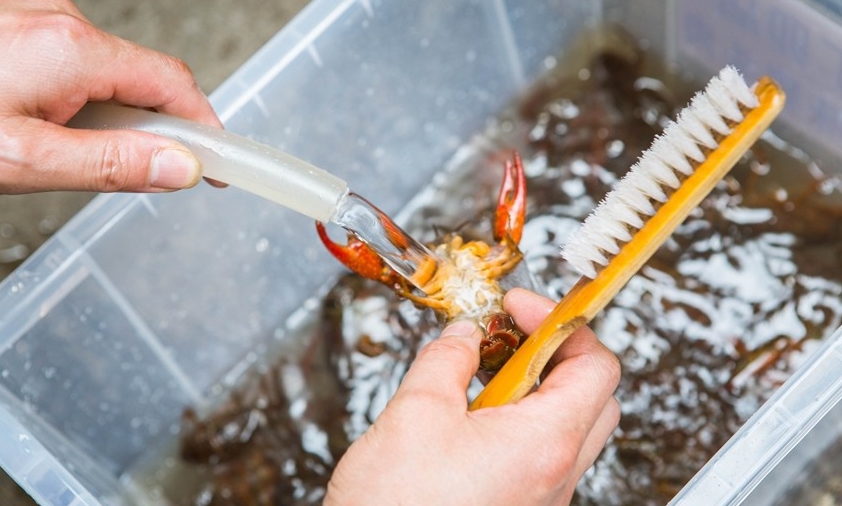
[0,0,222,194]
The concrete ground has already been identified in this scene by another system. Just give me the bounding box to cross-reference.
[0,0,310,503]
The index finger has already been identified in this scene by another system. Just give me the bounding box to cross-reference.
[88,33,222,126]
[503,288,607,364]
[502,287,556,333]
[13,12,221,127]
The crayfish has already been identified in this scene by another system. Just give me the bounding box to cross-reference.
[316,152,529,371]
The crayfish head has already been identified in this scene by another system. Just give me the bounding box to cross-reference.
[478,312,526,371]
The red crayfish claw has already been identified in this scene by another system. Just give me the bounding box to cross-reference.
[493,151,527,246]
[315,222,409,292]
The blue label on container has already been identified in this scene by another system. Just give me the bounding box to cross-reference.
[677,0,842,159]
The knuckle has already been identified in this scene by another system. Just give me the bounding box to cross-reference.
[90,138,133,192]
[167,55,194,77]
[0,133,27,192]
[602,351,622,389]
[418,336,475,364]
[150,55,204,110]
[582,351,621,395]
[14,12,99,79]
[28,11,94,46]
[161,54,201,91]
[534,447,577,492]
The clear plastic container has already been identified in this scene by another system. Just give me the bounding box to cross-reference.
[673,324,842,505]
[1,0,841,504]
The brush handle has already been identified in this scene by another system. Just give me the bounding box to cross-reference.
[68,103,348,222]
[470,77,786,410]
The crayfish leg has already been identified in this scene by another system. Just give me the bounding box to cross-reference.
[401,291,450,312]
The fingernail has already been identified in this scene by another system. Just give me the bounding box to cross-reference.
[441,320,481,339]
[150,148,202,189]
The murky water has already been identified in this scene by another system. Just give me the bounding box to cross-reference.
[126,30,842,506]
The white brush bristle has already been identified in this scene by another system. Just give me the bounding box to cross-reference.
[561,66,757,279]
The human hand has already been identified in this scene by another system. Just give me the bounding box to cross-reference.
[325,288,621,506]
[0,0,222,194]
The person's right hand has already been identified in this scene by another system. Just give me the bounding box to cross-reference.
[325,288,621,505]
[0,0,222,194]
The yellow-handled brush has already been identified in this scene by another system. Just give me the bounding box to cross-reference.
[470,67,786,410]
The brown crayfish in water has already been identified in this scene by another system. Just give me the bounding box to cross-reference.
[316,152,529,371]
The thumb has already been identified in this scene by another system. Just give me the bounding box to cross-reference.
[0,119,202,193]
[396,320,482,405]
